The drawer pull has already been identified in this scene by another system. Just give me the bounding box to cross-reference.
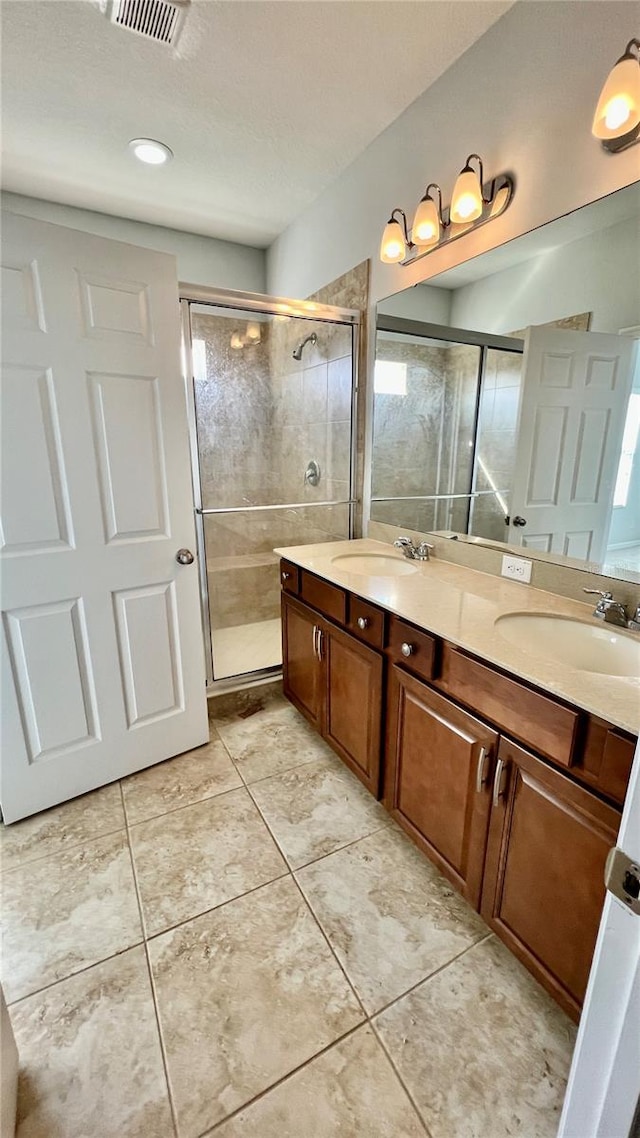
[282,571,291,582]
[492,758,508,807]
[312,625,320,661]
[475,746,490,793]
[357,616,370,630]
[401,642,414,657]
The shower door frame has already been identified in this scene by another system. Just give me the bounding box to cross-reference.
[180,284,360,693]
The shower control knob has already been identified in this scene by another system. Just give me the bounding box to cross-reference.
[176,548,195,566]
[401,642,414,657]
[357,617,370,630]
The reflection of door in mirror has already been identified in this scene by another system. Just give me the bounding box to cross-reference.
[509,327,637,564]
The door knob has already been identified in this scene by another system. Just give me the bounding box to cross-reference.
[176,548,195,565]
[512,516,527,527]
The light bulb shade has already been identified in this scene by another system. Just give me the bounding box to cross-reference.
[450,165,484,224]
[230,332,244,350]
[412,196,441,247]
[246,321,261,343]
[592,54,640,140]
[380,217,406,264]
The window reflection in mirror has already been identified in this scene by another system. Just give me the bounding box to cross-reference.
[372,183,640,584]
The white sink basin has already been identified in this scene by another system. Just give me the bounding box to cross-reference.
[495,612,640,677]
[330,553,418,577]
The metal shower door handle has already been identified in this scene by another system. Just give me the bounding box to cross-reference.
[176,548,195,565]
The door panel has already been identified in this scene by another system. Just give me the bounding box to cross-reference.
[481,737,620,1020]
[323,623,382,794]
[511,327,636,560]
[0,213,208,821]
[385,666,498,907]
[281,595,320,729]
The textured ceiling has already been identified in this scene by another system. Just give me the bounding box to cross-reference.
[1,0,512,247]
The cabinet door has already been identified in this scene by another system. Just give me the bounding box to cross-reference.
[322,622,383,795]
[481,737,620,1021]
[385,666,498,908]
[281,594,321,729]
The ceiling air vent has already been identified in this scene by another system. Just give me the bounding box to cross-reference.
[109,0,188,47]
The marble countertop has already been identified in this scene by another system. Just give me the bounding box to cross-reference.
[275,538,640,736]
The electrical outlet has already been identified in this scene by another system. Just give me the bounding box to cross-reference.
[501,554,532,584]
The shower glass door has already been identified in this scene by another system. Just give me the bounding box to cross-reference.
[182,294,358,686]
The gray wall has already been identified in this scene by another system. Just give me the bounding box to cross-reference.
[266,2,639,305]
[1,191,266,292]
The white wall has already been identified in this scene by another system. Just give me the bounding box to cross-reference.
[378,283,451,324]
[1,191,266,293]
[450,217,640,335]
[267,2,639,305]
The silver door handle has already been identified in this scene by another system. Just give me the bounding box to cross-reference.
[176,548,195,565]
[492,758,508,807]
[312,625,319,660]
[475,746,490,793]
[401,642,414,657]
[317,628,324,661]
[357,616,370,630]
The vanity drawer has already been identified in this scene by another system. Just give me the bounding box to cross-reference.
[437,645,580,768]
[387,617,438,683]
[300,570,347,626]
[280,559,300,595]
[347,597,385,650]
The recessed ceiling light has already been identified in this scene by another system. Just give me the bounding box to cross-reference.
[129,138,173,166]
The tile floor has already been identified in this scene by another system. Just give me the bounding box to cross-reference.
[1,683,577,1138]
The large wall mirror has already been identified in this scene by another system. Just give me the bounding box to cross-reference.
[372,182,640,583]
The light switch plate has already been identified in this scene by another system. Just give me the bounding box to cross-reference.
[501,554,532,583]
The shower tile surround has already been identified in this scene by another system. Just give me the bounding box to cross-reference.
[3,685,575,1137]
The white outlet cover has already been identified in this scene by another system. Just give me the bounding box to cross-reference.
[501,554,533,584]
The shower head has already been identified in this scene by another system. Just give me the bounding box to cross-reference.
[292,332,318,361]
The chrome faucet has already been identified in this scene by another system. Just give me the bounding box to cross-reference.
[394,536,434,562]
[583,589,636,629]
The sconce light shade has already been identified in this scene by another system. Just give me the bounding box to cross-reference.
[246,321,261,344]
[592,41,640,148]
[230,331,244,350]
[450,159,484,224]
[380,215,407,263]
[412,194,441,247]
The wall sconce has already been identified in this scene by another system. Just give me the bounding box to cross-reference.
[230,321,262,349]
[379,154,514,267]
[592,38,640,152]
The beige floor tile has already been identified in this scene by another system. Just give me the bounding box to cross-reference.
[129,787,287,935]
[10,946,174,1138]
[1,831,142,1004]
[216,700,333,783]
[0,783,125,872]
[297,826,488,1013]
[210,1026,425,1137]
[149,876,363,1138]
[374,936,577,1138]
[121,738,242,824]
[208,681,286,729]
[249,757,389,869]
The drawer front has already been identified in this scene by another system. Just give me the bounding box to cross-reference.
[387,618,437,683]
[437,646,579,768]
[280,559,300,595]
[347,596,385,650]
[300,570,347,626]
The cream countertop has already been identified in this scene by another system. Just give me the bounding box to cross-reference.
[275,539,640,736]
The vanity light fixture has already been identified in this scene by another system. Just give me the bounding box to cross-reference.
[592,38,640,152]
[128,137,173,165]
[379,154,513,266]
[230,322,262,350]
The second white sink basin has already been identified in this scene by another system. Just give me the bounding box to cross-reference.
[495,612,640,677]
[330,553,418,577]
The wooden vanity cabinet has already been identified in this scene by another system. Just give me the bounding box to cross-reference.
[384,666,498,908]
[480,736,620,1019]
[282,593,383,794]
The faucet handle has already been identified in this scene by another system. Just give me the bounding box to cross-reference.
[583,589,613,599]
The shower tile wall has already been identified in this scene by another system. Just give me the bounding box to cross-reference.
[192,311,353,645]
[471,350,523,542]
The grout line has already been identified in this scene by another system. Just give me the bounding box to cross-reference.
[1,820,128,875]
[291,819,394,872]
[369,1019,433,1138]
[198,1021,365,1137]
[142,869,292,945]
[368,931,494,1023]
[5,939,146,1008]
[119,783,180,1138]
[124,778,248,830]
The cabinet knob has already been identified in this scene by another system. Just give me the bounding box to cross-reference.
[401,642,414,657]
[357,616,370,630]
[282,571,291,582]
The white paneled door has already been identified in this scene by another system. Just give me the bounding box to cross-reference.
[509,327,636,562]
[0,213,208,822]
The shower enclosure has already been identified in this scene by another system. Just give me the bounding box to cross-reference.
[181,288,359,689]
